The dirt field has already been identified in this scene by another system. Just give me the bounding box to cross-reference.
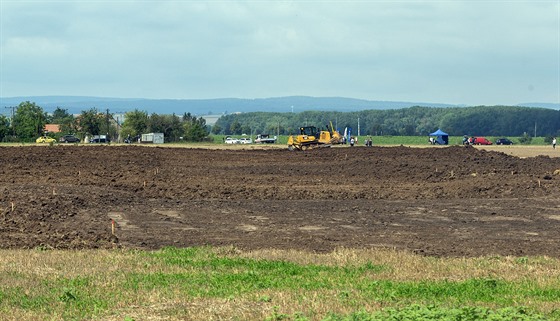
[1,144,560,258]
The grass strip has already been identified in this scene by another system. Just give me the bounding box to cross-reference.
[0,247,558,320]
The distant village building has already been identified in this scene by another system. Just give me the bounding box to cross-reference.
[44,124,61,133]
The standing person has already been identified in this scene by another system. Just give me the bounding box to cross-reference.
[350,137,355,147]
[553,137,557,149]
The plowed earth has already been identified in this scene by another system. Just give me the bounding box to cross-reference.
[1,145,560,257]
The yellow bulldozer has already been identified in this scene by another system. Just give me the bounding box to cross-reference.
[287,122,344,151]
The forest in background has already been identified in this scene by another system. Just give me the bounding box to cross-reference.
[212,106,560,138]
[2,102,560,143]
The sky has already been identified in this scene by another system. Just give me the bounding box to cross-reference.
[1,0,559,106]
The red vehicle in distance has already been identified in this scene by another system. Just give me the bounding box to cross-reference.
[473,137,493,145]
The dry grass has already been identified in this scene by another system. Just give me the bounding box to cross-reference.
[232,247,560,283]
[1,247,559,320]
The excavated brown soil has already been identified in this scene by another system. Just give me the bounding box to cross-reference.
[1,145,560,257]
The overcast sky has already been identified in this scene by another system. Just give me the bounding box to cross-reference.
[1,1,559,106]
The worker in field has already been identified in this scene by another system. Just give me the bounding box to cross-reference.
[350,137,355,146]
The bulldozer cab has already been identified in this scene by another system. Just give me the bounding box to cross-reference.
[300,126,318,137]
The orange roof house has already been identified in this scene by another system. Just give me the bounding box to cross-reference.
[44,124,61,133]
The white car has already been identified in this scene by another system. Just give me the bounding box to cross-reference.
[225,137,239,144]
[238,137,253,144]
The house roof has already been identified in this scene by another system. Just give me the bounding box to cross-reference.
[44,124,61,133]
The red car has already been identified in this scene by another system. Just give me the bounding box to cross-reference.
[473,137,493,145]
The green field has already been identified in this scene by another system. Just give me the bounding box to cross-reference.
[1,247,558,320]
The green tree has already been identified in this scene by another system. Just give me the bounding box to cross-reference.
[50,107,70,123]
[78,108,103,136]
[241,124,252,135]
[122,109,149,138]
[211,123,222,135]
[182,113,209,142]
[13,101,48,141]
[149,113,183,142]
[50,107,77,134]
[167,114,184,142]
[0,115,9,141]
[230,120,242,135]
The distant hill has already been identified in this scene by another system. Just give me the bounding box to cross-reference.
[516,102,560,109]
[1,96,464,116]
[1,96,558,116]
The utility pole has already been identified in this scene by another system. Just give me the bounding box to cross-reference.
[5,106,16,135]
[106,109,110,142]
[534,121,537,138]
[107,109,124,143]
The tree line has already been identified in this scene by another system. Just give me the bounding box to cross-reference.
[213,106,560,138]
[3,102,559,143]
[0,102,209,143]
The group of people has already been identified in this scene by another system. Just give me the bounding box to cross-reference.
[461,136,476,145]
[347,136,373,147]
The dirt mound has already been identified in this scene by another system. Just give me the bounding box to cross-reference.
[1,145,559,257]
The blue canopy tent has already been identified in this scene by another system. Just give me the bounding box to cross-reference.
[429,129,449,145]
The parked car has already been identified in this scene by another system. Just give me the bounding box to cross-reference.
[473,137,493,145]
[36,136,56,144]
[238,137,253,144]
[59,134,80,143]
[89,135,108,143]
[224,137,239,144]
[495,138,513,145]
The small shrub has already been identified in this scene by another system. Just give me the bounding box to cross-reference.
[518,132,533,144]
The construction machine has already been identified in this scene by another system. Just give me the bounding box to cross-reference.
[287,122,344,151]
